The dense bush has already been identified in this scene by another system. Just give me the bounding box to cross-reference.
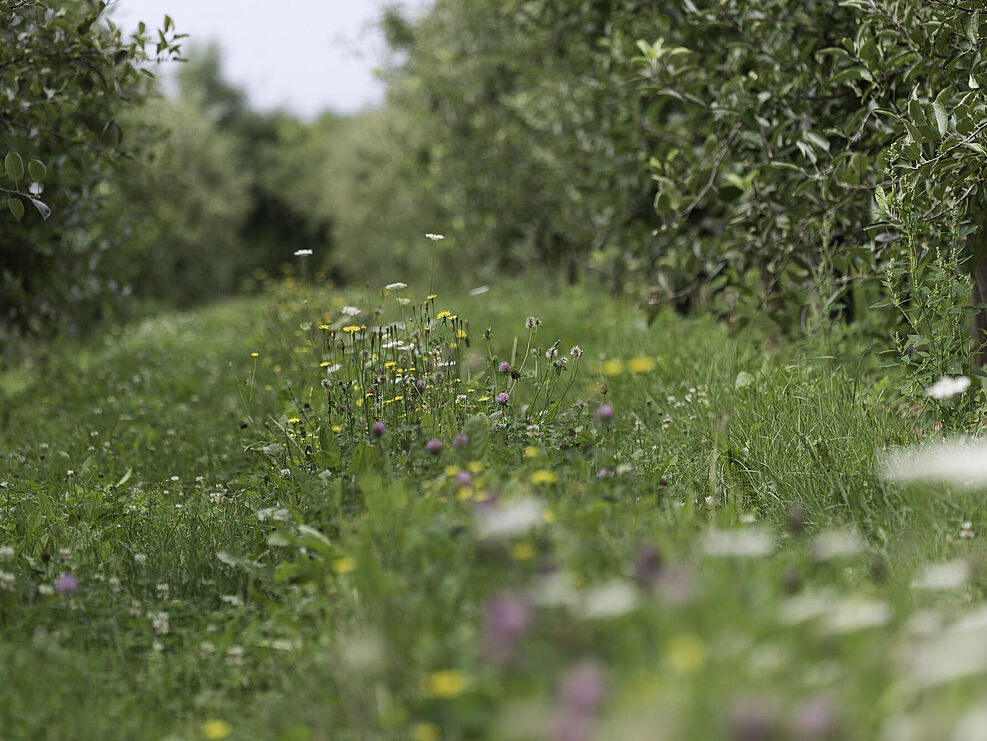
[0,0,181,346]
[374,0,987,352]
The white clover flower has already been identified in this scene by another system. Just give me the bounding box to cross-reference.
[226,645,245,666]
[0,571,14,591]
[385,282,408,291]
[926,375,971,399]
[341,306,362,316]
[701,528,774,558]
[293,249,313,256]
[425,233,445,241]
[0,545,13,561]
[151,611,170,635]
[881,437,987,487]
[476,499,545,538]
[134,552,147,566]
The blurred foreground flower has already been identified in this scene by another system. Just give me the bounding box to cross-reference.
[925,375,970,399]
[881,437,987,487]
[476,498,544,538]
[53,572,79,595]
[201,719,232,740]
[483,591,533,664]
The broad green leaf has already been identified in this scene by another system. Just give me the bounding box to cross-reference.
[27,159,46,182]
[462,413,490,461]
[7,198,24,221]
[4,152,23,182]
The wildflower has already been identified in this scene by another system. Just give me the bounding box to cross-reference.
[201,719,233,740]
[791,695,841,739]
[293,249,313,256]
[370,421,386,438]
[343,325,362,333]
[226,645,245,666]
[385,282,408,291]
[881,437,987,486]
[426,669,465,698]
[425,233,445,241]
[436,310,452,319]
[456,471,473,488]
[530,469,559,485]
[332,557,356,574]
[557,661,607,721]
[200,641,216,657]
[601,359,623,377]
[341,305,362,316]
[496,392,509,405]
[595,404,614,422]
[633,543,663,589]
[452,434,467,449]
[961,521,975,538]
[524,446,540,458]
[498,361,511,373]
[38,584,54,596]
[156,583,170,599]
[0,545,13,561]
[726,696,782,741]
[926,375,971,400]
[483,591,533,664]
[0,571,14,591]
[427,438,443,455]
[702,528,774,558]
[412,723,440,741]
[476,498,544,538]
[108,576,121,592]
[627,356,656,374]
[53,572,79,594]
[597,468,614,478]
[570,345,583,358]
[151,611,170,635]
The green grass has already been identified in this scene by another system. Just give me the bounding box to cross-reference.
[1,276,985,740]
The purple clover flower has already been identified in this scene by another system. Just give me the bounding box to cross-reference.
[426,438,443,455]
[370,421,386,438]
[498,361,511,373]
[53,572,79,595]
[455,471,473,488]
[595,404,614,422]
[452,434,467,450]
[496,392,510,405]
[483,591,533,665]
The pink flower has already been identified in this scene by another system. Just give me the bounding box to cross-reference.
[53,572,79,595]
[496,392,510,405]
[427,438,443,455]
[595,404,614,422]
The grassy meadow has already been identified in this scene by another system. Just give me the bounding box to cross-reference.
[1,274,986,740]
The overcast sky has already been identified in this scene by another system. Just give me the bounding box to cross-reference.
[109,0,429,118]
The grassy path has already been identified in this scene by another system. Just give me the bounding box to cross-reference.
[1,280,984,739]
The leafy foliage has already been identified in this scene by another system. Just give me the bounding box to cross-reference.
[0,0,181,344]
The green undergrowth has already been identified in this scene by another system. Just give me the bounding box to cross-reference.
[1,276,985,740]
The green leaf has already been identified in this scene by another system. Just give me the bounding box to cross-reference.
[931,102,948,137]
[462,413,490,461]
[27,159,46,182]
[317,425,341,469]
[7,198,24,221]
[4,152,23,182]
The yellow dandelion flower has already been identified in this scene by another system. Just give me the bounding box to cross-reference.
[467,461,484,473]
[602,358,624,377]
[627,356,656,374]
[332,557,356,574]
[478,396,490,402]
[201,720,232,740]
[444,465,461,477]
[332,425,342,432]
[318,323,330,330]
[543,509,556,524]
[250,351,259,358]
[426,294,438,300]
[343,325,361,333]
[436,310,452,319]
[273,365,282,374]
[524,446,540,458]
[288,417,301,424]
[667,633,705,675]
[426,669,465,698]
[412,722,440,741]
[320,361,331,368]
[457,330,467,338]
[511,542,535,561]
[457,489,472,501]
[530,469,559,485]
